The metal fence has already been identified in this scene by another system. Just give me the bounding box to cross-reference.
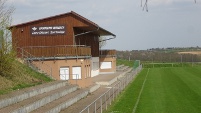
[80,65,142,113]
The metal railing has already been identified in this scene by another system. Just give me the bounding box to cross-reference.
[100,50,116,57]
[17,48,53,78]
[80,65,142,113]
[18,45,91,58]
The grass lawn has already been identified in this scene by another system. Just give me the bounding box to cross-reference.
[117,59,135,67]
[106,67,201,113]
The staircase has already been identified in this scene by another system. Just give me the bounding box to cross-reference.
[0,81,91,113]
[17,47,53,79]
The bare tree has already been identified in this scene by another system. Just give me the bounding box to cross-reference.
[141,0,197,12]
[0,0,14,29]
[0,0,15,77]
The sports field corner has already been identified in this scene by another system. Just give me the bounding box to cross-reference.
[106,67,201,113]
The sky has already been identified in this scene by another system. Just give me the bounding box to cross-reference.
[7,0,201,50]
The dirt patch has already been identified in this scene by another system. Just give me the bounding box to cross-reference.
[178,51,201,55]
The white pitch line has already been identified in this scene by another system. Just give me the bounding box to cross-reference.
[132,68,150,113]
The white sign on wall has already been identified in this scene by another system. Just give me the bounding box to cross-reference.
[31,25,66,36]
[100,62,112,69]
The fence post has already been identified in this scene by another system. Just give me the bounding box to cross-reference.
[124,77,125,89]
[118,82,120,94]
[105,93,107,110]
[95,102,96,113]
[109,90,111,105]
[113,87,114,101]
[100,97,102,113]
[76,74,77,85]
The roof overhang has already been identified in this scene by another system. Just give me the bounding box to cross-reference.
[74,26,115,37]
[9,11,116,38]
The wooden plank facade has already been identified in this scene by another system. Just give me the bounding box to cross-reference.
[10,11,116,88]
[100,50,116,57]
[17,46,91,58]
[11,11,115,58]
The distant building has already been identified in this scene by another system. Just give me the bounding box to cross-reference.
[10,11,116,87]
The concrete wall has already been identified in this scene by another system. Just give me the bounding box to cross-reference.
[91,57,99,77]
[33,58,92,88]
[99,57,116,74]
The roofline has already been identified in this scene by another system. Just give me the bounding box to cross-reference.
[9,11,116,36]
[99,27,116,36]
[10,11,99,28]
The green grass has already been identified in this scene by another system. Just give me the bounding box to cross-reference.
[117,59,135,67]
[106,67,201,113]
[0,60,53,95]
[106,69,148,113]
[143,62,201,68]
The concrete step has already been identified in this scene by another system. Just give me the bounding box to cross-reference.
[116,64,124,69]
[117,65,129,71]
[96,68,133,86]
[0,84,78,113]
[31,89,89,113]
[0,80,68,109]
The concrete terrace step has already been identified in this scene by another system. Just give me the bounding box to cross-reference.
[31,89,89,113]
[117,65,129,71]
[0,84,78,113]
[96,68,133,86]
[116,64,124,69]
[0,80,68,109]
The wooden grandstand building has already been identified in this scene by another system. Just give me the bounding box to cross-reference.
[10,11,116,87]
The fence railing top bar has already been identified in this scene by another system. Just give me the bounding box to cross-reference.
[80,85,113,113]
[26,56,92,60]
[80,76,131,113]
[100,49,116,51]
[20,45,91,48]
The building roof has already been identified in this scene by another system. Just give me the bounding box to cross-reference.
[10,11,115,37]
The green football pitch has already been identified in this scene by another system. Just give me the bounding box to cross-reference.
[106,67,201,113]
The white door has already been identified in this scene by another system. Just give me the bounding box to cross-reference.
[72,67,81,79]
[60,67,69,80]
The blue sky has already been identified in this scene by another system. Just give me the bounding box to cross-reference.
[8,0,201,50]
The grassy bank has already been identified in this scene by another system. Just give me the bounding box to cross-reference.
[0,60,53,95]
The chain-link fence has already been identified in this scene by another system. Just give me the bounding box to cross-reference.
[80,65,142,113]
